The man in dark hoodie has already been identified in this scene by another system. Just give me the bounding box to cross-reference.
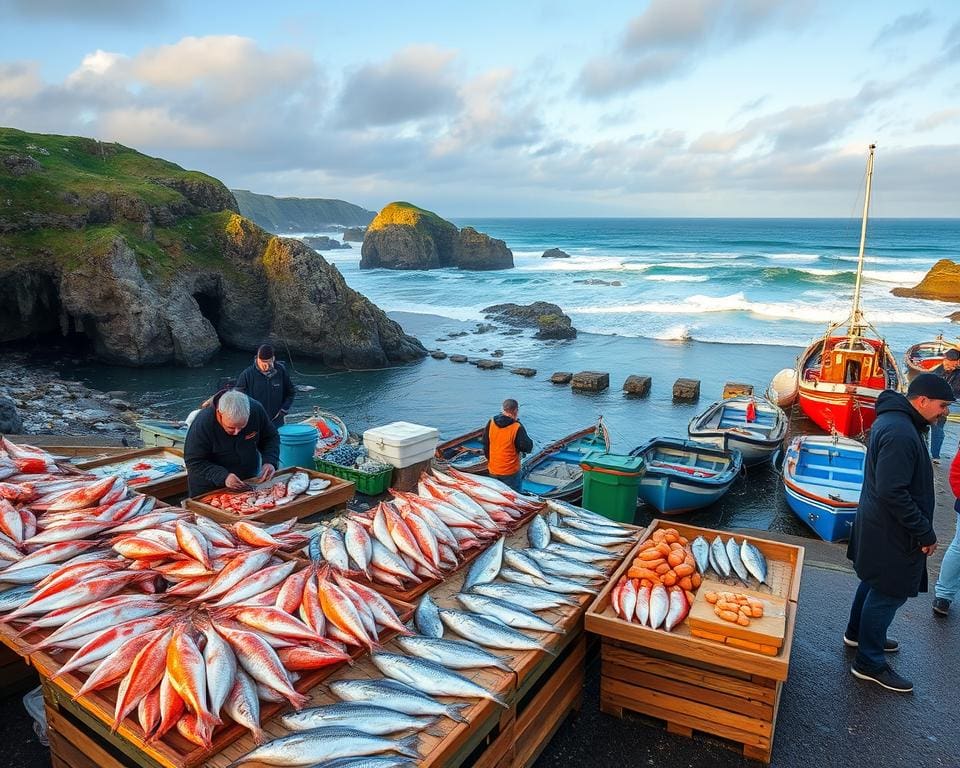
[844,373,953,693]
[235,344,296,428]
[184,390,280,497]
[482,398,533,491]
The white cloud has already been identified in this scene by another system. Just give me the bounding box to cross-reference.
[0,61,42,99]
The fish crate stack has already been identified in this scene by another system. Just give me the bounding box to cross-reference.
[586,520,804,764]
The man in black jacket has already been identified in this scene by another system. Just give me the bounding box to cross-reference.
[235,344,296,428]
[844,373,953,693]
[184,390,280,497]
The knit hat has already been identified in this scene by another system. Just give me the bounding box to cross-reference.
[907,372,956,401]
[945,349,960,361]
[257,344,275,361]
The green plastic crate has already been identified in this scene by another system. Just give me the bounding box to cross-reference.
[315,459,393,496]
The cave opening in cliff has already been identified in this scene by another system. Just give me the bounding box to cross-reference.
[193,290,223,334]
[0,275,94,357]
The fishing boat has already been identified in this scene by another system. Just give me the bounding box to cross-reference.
[904,334,957,380]
[518,419,611,501]
[296,409,349,457]
[137,419,188,449]
[687,395,787,466]
[782,434,866,542]
[766,368,799,407]
[629,437,741,515]
[434,427,487,474]
[796,144,904,438]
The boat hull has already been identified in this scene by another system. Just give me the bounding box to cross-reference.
[767,368,799,407]
[434,428,487,474]
[137,420,188,449]
[688,396,786,466]
[797,384,879,437]
[783,484,855,542]
[519,424,610,501]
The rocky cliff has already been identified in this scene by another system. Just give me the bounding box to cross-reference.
[232,189,375,232]
[360,202,514,270]
[0,128,425,368]
[891,259,960,304]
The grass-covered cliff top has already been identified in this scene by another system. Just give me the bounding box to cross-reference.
[368,201,454,232]
[233,189,374,232]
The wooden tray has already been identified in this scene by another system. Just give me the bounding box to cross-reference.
[75,447,188,501]
[686,579,787,654]
[185,467,354,524]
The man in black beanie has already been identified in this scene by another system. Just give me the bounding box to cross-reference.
[234,343,296,428]
[929,348,960,462]
[844,373,954,692]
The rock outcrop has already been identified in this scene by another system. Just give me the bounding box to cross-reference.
[482,301,577,340]
[232,190,375,232]
[0,128,425,368]
[891,259,960,303]
[343,227,366,242]
[542,248,570,259]
[360,202,514,271]
[303,236,351,251]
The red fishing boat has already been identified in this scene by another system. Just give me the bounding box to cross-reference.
[796,144,904,437]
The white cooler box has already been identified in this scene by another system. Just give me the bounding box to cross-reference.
[363,421,440,469]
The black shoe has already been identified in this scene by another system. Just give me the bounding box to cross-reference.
[933,597,951,617]
[843,634,899,652]
[850,663,913,692]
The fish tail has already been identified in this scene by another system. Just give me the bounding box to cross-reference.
[445,702,470,723]
[489,692,510,708]
[287,690,311,710]
[396,734,422,759]
[251,725,267,745]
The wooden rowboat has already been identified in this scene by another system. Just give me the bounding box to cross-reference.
[519,420,611,502]
[434,428,487,474]
[904,334,958,380]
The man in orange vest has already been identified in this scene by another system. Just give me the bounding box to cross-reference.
[482,399,533,491]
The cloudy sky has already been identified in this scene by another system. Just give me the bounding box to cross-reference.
[2,0,958,217]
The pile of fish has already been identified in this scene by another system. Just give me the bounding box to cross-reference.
[311,468,546,590]
[200,471,331,515]
[83,455,185,486]
[230,498,640,767]
[691,534,768,586]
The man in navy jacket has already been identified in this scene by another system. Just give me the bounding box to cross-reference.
[844,373,953,693]
[235,344,296,428]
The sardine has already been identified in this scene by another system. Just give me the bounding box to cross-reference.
[395,634,513,671]
[281,702,433,735]
[725,538,750,582]
[455,592,560,634]
[741,540,768,584]
[227,727,419,768]
[371,651,508,706]
[329,678,468,723]
[439,609,553,655]
[468,581,579,610]
[690,536,710,575]
[710,536,731,578]
[462,536,504,592]
[527,515,550,549]
[414,593,443,638]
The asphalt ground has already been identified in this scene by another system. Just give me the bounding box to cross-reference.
[1,464,957,768]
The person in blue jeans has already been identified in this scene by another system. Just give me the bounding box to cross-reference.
[928,348,960,461]
[933,449,960,616]
[844,374,952,693]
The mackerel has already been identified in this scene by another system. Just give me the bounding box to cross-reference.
[227,727,419,768]
[725,538,750,582]
[462,536,504,592]
[469,581,579,610]
[456,593,561,634]
[395,634,513,671]
[740,540,768,584]
[527,515,550,549]
[525,549,606,580]
[710,536,731,578]
[329,678,468,722]
[499,568,597,595]
[371,651,508,706]
[690,536,710,575]
[546,526,612,554]
[281,702,433,734]
[544,541,616,564]
[414,593,443,638]
[439,609,554,655]
[502,548,549,582]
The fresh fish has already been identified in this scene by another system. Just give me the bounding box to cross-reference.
[190,547,276,604]
[371,651,508,707]
[502,548,549,582]
[636,584,650,625]
[307,530,323,563]
[469,581,578,610]
[499,568,597,596]
[527,515,550,549]
[462,536,504,592]
[544,542,617,564]
[321,527,351,571]
[525,549,606,580]
[281,702,433,735]
[210,560,297,607]
[165,623,219,745]
[456,592,560,634]
[228,728,419,768]
[305,759,417,768]
[223,669,265,744]
[691,536,710,575]
[0,584,33,612]
[414,593,443,638]
[741,540,768,584]
[725,538,750,582]
[344,519,373,577]
[113,627,174,730]
[286,471,310,497]
[546,526,611,554]
[195,615,237,718]
[439,609,554,655]
[557,515,632,537]
[329,679,468,723]
[648,583,669,629]
[395,634,513,671]
[664,586,689,631]
[370,540,419,582]
[710,536,731,579]
[620,579,638,623]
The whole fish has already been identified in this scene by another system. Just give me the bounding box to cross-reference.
[414,593,443,638]
[456,593,560,634]
[691,536,710,575]
[709,536,731,579]
[0,584,33,612]
[286,471,310,497]
[636,584,650,626]
[648,583,669,629]
[227,728,419,768]
[395,634,513,671]
[469,581,579,610]
[209,560,297,607]
[165,623,219,745]
[281,702,433,735]
[113,627,174,731]
[725,538,750,582]
[527,515,550,549]
[502,548,549,582]
[190,547,276,603]
[344,519,373,577]
[462,536,504,592]
[545,542,617,564]
[499,568,597,596]
[557,516,632,537]
[741,540,768,584]
[304,758,416,768]
[620,579,637,623]
[370,540,419,583]
[664,586,689,632]
[525,549,606,580]
[439,609,554,655]
[329,679,468,722]
[546,526,611,555]
[195,615,237,719]
[371,651,508,707]
[321,527,351,572]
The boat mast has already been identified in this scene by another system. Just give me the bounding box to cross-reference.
[848,143,876,337]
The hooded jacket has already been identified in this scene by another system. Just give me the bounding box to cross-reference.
[235,360,296,427]
[482,414,533,475]
[846,390,937,598]
[184,390,280,497]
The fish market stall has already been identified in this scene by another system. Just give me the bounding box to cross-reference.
[585,520,804,764]
[184,466,354,524]
[74,447,188,502]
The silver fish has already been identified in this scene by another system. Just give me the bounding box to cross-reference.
[456,593,560,634]
[691,536,710,575]
[500,568,597,595]
[525,549,606,580]
[558,516,635,537]
[469,581,579,610]
[371,651,508,707]
[544,542,616,564]
[710,536,731,578]
[321,527,350,571]
[395,634,513,671]
[286,471,310,497]
[546,526,611,554]
[223,669,264,745]
[502,548,549,582]
[414,593,443,638]
[307,531,322,563]
[439,609,554,655]
[725,538,750,582]
[0,585,33,611]
[312,759,417,768]
[227,727,419,768]
[741,540,768,584]
[462,536,504,592]
[527,515,550,549]
[329,679,468,723]
[280,703,433,735]
[546,509,559,527]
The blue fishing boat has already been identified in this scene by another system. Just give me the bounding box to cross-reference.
[629,437,741,515]
[519,420,611,501]
[435,428,488,474]
[687,395,787,466]
[137,419,188,449]
[782,434,865,542]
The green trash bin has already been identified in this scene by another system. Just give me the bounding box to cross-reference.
[580,451,644,523]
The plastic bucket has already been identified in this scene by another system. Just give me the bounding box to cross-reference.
[278,424,319,469]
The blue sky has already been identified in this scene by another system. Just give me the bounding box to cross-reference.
[1,0,959,217]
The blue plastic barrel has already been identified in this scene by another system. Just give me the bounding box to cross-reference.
[277,424,319,469]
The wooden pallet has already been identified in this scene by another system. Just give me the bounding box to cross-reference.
[74,447,188,502]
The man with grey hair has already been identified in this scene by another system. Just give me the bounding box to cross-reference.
[184,389,280,497]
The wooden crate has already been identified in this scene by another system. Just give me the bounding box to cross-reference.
[75,447,188,501]
[48,702,134,768]
[185,466,354,524]
[585,519,803,764]
[0,641,37,699]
